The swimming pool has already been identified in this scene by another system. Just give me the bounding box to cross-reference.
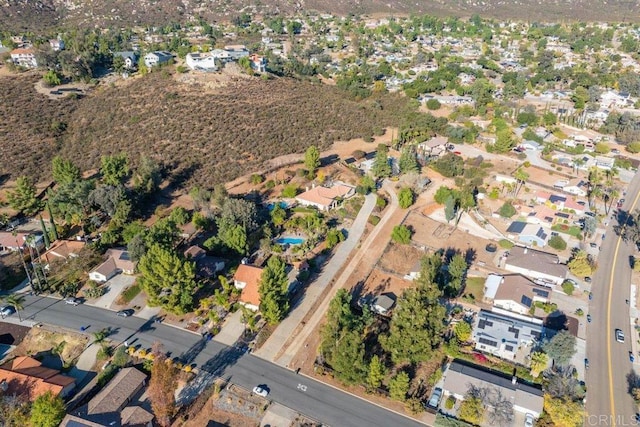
[267,201,288,211]
[275,237,305,245]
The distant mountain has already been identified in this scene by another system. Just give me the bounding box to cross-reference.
[2,0,639,33]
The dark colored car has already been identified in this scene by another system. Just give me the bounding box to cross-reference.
[116,309,134,317]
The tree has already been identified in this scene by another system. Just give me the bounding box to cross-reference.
[458,396,484,425]
[454,321,472,343]
[326,228,345,249]
[513,168,529,196]
[381,265,445,364]
[42,70,61,87]
[220,198,259,232]
[30,391,65,427]
[543,394,584,427]
[372,144,392,178]
[549,235,567,251]
[529,351,548,377]
[216,223,248,255]
[498,201,516,218]
[39,216,51,248]
[330,328,367,385]
[89,185,127,217]
[431,153,464,177]
[398,187,415,209]
[3,294,25,322]
[7,176,44,216]
[304,145,321,178]
[426,98,441,110]
[391,225,412,244]
[270,203,287,227]
[258,256,290,324]
[447,253,467,296]
[48,179,95,225]
[435,186,454,204]
[112,55,125,73]
[366,355,386,390]
[138,245,197,314]
[444,195,456,223]
[133,156,162,195]
[212,184,229,209]
[389,371,410,402]
[543,330,577,366]
[399,146,419,174]
[356,175,376,195]
[46,202,59,241]
[149,344,178,427]
[567,250,593,277]
[51,156,81,185]
[455,189,476,226]
[100,153,129,186]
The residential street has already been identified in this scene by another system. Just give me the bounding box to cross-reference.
[586,170,640,426]
[5,295,423,427]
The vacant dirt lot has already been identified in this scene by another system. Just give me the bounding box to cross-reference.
[12,328,88,366]
[377,243,424,275]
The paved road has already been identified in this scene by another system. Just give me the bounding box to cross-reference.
[10,296,423,427]
[586,171,640,427]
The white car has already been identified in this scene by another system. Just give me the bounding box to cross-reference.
[616,329,625,343]
[65,297,81,306]
[0,306,14,317]
[525,413,535,427]
[252,385,269,397]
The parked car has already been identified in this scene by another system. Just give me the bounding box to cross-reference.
[0,306,14,317]
[525,413,535,427]
[584,277,592,283]
[116,309,134,318]
[587,314,592,323]
[252,385,269,397]
[584,359,589,370]
[427,387,443,409]
[616,329,625,343]
[589,292,593,300]
[65,297,81,306]
[631,351,635,363]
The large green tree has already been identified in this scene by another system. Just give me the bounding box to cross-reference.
[138,245,197,314]
[7,176,44,216]
[304,145,321,178]
[398,146,419,174]
[133,156,162,195]
[258,256,290,324]
[100,153,129,186]
[30,391,65,427]
[389,371,410,402]
[366,355,386,390]
[543,330,577,366]
[51,156,81,185]
[372,144,392,178]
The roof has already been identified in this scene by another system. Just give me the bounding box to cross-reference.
[120,406,154,425]
[10,48,34,55]
[443,361,543,414]
[0,356,75,401]
[506,221,527,234]
[184,245,206,260]
[92,257,118,277]
[373,294,395,311]
[505,246,567,279]
[42,240,85,264]
[114,51,138,60]
[494,274,550,307]
[549,194,566,204]
[483,274,503,300]
[0,232,30,249]
[474,309,544,350]
[295,184,354,208]
[87,367,147,415]
[105,248,136,272]
[234,264,264,308]
[421,136,449,148]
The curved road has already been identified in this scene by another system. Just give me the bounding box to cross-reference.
[587,171,640,426]
[8,295,423,427]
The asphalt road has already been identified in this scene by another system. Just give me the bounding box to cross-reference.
[586,172,640,427]
[11,296,423,427]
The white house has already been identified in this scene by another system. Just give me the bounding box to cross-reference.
[503,246,567,285]
[249,54,267,72]
[295,182,356,211]
[89,249,136,283]
[185,52,218,71]
[10,48,37,68]
[113,51,139,69]
[483,274,551,315]
[49,39,65,51]
[224,45,249,60]
[143,51,173,68]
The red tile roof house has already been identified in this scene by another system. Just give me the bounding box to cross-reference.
[89,248,136,283]
[41,240,86,265]
[233,264,264,311]
[295,182,356,211]
[0,231,44,253]
[0,356,76,401]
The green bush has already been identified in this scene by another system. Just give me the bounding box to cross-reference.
[282,184,298,198]
[120,283,141,303]
[398,187,415,209]
[498,202,517,218]
[561,280,575,295]
[548,235,567,251]
[369,215,381,225]
[391,225,412,244]
[498,239,514,249]
[445,396,456,410]
[426,99,441,110]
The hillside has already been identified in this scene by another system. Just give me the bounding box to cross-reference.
[1,0,639,33]
[0,72,415,187]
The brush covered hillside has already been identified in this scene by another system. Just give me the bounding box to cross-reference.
[2,0,639,33]
[0,72,416,187]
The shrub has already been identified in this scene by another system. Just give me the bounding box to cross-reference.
[445,396,456,410]
[368,215,381,225]
[562,280,575,295]
[548,235,567,251]
[627,142,640,154]
[119,283,141,304]
[426,99,441,110]
[398,187,414,209]
[391,225,412,244]
[352,150,366,159]
[265,180,276,189]
[282,184,298,198]
[250,174,264,184]
[43,70,61,87]
[498,202,517,218]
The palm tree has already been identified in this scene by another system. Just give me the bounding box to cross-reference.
[92,328,110,346]
[513,168,529,197]
[4,294,25,322]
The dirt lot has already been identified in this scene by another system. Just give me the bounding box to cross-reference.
[359,268,414,301]
[377,242,424,275]
[12,327,88,366]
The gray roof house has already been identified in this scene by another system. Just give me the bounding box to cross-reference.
[503,245,567,285]
[60,367,153,427]
[143,51,173,68]
[483,274,551,315]
[113,51,139,69]
[473,309,544,360]
[442,361,544,417]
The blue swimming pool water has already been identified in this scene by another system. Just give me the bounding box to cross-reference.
[267,201,288,211]
[275,237,305,245]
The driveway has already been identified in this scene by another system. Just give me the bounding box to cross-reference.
[214,310,245,346]
[91,274,136,309]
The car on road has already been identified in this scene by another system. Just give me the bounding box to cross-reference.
[584,277,592,283]
[427,387,443,409]
[252,385,269,397]
[524,413,535,427]
[0,306,14,317]
[116,309,134,317]
[453,151,462,156]
[631,351,635,363]
[587,314,592,323]
[616,329,625,343]
[590,242,598,249]
[65,297,81,306]
[589,292,593,300]
[584,359,589,370]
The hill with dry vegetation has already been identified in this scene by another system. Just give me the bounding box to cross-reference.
[1,0,639,33]
[0,72,416,187]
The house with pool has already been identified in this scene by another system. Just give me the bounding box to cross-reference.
[295,182,356,211]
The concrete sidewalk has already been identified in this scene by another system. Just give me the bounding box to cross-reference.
[254,192,377,362]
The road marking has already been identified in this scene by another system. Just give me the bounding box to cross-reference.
[608,189,640,427]
[297,383,307,392]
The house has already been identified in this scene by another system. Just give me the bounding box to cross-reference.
[506,221,550,247]
[224,44,250,60]
[233,264,264,311]
[372,293,395,315]
[520,140,541,151]
[525,206,556,226]
[49,39,65,51]
[41,240,85,265]
[209,48,232,61]
[114,51,139,69]
[143,51,173,68]
[295,182,356,211]
[89,249,136,283]
[249,54,267,72]
[503,245,567,285]
[0,231,44,252]
[61,367,153,427]
[442,361,544,417]
[417,136,449,157]
[495,174,517,185]
[184,245,225,277]
[10,48,37,68]
[0,356,76,401]
[483,274,551,315]
[563,185,587,197]
[185,52,218,71]
[473,309,544,360]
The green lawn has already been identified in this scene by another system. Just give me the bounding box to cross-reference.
[119,283,141,304]
[551,224,582,238]
[463,277,485,302]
